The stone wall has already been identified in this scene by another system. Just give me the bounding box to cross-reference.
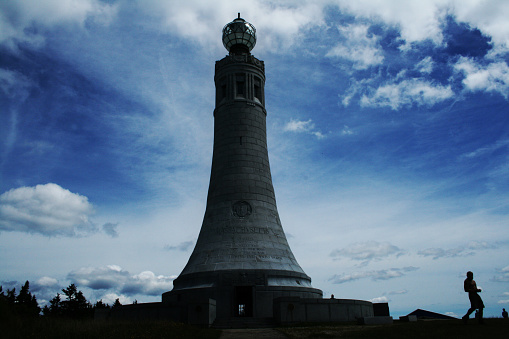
[273,297,374,324]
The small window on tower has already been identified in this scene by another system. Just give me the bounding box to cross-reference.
[217,77,227,104]
[254,77,261,103]
[236,74,245,98]
[221,84,227,99]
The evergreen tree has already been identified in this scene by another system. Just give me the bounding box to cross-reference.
[112,298,122,308]
[94,299,110,309]
[0,281,40,318]
[6,288,16,305]
[43,293,62,317]
[60,284,92,318]
[16,281,32,304]
[14,281,40,317]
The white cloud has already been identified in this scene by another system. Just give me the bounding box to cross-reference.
[0,0,117,47]
[360,78,454,110]
[452,0,509,51]
[284,119,313,133]
[5,0,506,59]
[454,57,509,99]
[326,24,384,70]
[330,241,403,263]
[369,296,389,303]
[336,0,447,45]
[0,183,96,237]
[122,271,175,296]
[138,0,324,52]
[100,292,132,306]
[335,0,509,52]
[283,119,325,139]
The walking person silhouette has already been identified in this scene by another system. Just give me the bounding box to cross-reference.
[462,271,484,324]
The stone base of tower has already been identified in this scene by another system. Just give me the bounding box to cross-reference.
[161,269,323,326]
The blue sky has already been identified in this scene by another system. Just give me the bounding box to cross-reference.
[1,0,509,318]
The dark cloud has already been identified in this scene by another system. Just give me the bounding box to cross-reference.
[67,265,129,290]
[164,241,194,252]
[0,280,18,290]
[31,277,60,292]
[67,265,174,297]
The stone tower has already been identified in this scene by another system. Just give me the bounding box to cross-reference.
[163,15,322,323]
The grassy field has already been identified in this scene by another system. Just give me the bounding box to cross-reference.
[2,317,221,339]
[3,317,509,338]
[277,318,509,338]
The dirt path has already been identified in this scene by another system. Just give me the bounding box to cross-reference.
[220,328,288,339]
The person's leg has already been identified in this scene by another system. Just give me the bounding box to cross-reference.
[478,308,484,324]
[463,307,475,323]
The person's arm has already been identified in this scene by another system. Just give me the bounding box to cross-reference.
[471,281,481,292]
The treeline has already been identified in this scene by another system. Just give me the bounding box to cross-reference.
[0,281,123,320]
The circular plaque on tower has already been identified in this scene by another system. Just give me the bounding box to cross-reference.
[232,201,252,218]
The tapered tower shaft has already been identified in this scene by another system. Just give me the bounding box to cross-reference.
[164,15,321,322]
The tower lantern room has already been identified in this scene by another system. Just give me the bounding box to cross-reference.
[222,13,256,55]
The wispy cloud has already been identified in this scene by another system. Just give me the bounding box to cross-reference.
[329,266,419,284]
[164,241,194,252]
[418,241,497,260]
[102,223,119,238]
[283,119,325,139]
[415,56,434,74]
[330,241,404,264]
[459,139,509,160]
[492,265,509,282]
[0,0,117,47]
[388,289,408,295]
[359,79,454,110]
[326,23,384,70]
